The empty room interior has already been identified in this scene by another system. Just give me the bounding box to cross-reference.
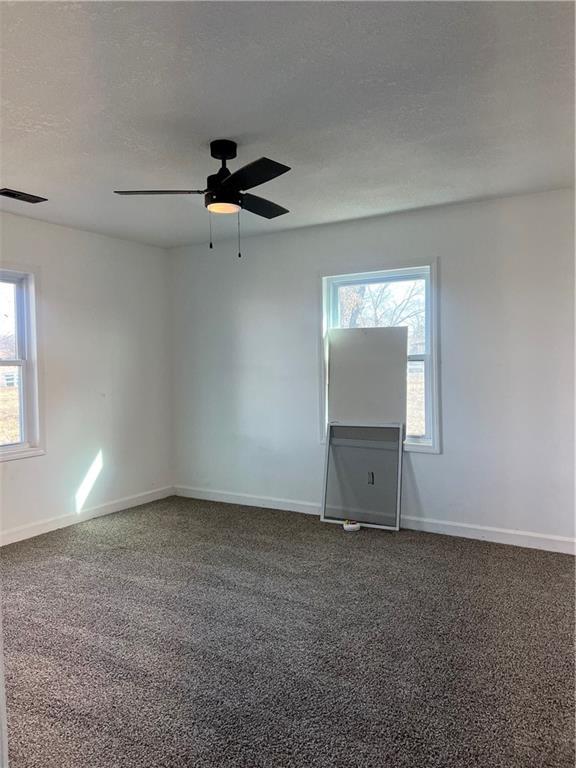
[0,2,574,767]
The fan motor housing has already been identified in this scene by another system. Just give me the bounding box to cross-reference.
[206,169,231,189]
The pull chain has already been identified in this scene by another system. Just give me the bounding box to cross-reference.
[237,210,242,258]
[209,211,213,249]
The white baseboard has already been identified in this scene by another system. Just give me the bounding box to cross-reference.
[401,516,575,555]
[174,485,319,516]
[1,486,174,546]
[174,486,575,555]
[4,483,573,555]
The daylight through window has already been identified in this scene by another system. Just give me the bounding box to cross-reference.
[324,266,439,451]
[0,270,40,459]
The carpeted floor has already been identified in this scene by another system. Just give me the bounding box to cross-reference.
[1,497,574,768]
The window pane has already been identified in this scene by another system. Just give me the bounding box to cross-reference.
[406,360,426,438]
[337,279,426,354]
[0,281,18,360]
[0,366,22,445]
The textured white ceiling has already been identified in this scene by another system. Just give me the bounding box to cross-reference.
[1,2,573,247]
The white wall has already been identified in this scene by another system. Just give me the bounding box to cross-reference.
[1,192,573,552]
[171,190,575,552]
[0,213,173,543]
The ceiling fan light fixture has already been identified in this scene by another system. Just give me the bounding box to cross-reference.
[205,189,241,215]
[207,201,241,215]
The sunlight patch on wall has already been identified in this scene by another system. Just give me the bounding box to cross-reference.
[75,450,103,513]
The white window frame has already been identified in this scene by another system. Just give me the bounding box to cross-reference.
[0,269,43,461]
[322,263,440,454]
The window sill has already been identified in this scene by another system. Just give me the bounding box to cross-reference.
[404,440,440,454]
[0,445,45,462]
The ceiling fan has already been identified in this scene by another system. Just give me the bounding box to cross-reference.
[114,139,290,219]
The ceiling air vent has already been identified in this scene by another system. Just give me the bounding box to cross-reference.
[0,188,47,204]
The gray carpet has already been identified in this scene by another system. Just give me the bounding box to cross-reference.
[1,497,574,768]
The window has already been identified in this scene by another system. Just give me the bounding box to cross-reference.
[0,270,42,460]
[323,265,440,452]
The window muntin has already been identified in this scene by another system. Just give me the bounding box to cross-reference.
[0,271,40,458]
[324,265,438,451]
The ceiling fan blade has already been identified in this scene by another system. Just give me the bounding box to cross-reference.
[241,193,289,219]
[0,187,47,203]
[114,190,205,195]
[221,158,290,192]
